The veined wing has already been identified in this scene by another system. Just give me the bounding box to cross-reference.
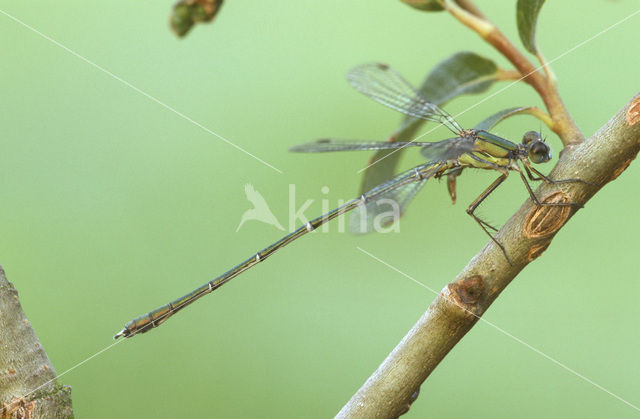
[347,63,463,135]
[290,138,432,153]
[419,137,476,163]
[349,162,444,234]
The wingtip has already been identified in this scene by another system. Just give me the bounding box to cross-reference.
[290,138,330,153]
[288,143,310,153]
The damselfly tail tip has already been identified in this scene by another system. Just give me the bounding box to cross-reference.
[114,328,129,340]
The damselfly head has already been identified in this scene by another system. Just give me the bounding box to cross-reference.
[522,130,542,144]
[522,131,551,164]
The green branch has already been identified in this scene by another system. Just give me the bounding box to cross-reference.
[338,92,640,418]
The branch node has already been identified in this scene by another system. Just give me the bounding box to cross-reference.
[443,0,494,37]
[397,388,421,416]
[448,274,484,306]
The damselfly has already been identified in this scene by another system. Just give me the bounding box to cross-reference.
[115,63,584,339]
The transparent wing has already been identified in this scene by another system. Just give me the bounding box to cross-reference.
[347,63,463,135]
[290,138,432,153]
[349,180,427,234]
[419,137,476,163]
[349,162,443,234]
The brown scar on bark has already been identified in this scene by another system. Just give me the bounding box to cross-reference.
[2,398,34,419]
[448,275,484,306]
[611,157,634,181]
[626,96,640,126]
[523,191,572,239]
[527,243,550,262]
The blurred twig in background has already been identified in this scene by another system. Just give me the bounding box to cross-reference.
[170,0,223,37]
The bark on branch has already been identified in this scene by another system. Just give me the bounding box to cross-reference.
[0,266,74,418]
[337,93,640,418]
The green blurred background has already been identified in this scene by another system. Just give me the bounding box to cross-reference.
[1,1,639,417]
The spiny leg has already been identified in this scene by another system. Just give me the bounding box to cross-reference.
[523,164,546,181]
[466,173,512,264]
[518,170,584,209]
[524,163,594,186]
[463,154,509,232]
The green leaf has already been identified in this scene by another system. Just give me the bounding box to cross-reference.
[360,52,500,193]
[414,52,498,105]
[517,0,545,54]
[474,107,537,131]
[170,3,195,37]
[400,0,444,12]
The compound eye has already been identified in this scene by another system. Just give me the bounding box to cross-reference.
[529,141,551,164]
[522,131,541,144]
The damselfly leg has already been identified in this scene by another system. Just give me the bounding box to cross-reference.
[465,173,510,263]
[524,163,594,186]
